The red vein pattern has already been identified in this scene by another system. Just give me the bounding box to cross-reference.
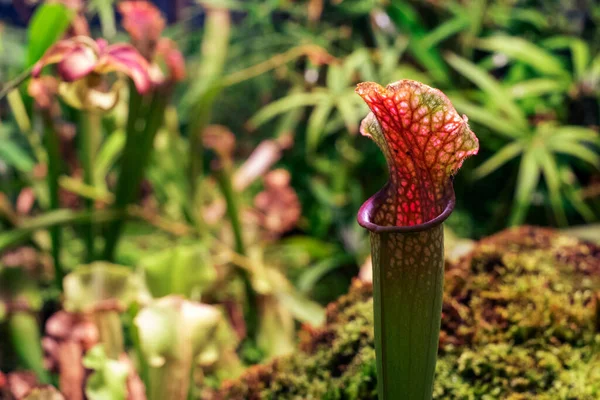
[356,80,479,227]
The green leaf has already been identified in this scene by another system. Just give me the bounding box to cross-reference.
[306,98,334,152]
[9,312,50,383]
[569,38,590,80]
[386,3,450,84]
[181,8,231,113]
[0,140,35,172]
[0,209,122,251]
[421,15,470,49]
[473,141,524,179]
[276,236,337,260]
[276,289,325,326]
[476,35,568,77]
[297,254,354,293]
[450,96,525,139]
[541,35,575,50]
[88,0,117,39]
[336,91,360,134]
[94,130,126,187]
[326,64,347,94]
[445,53,527,128]
[248,92,327,129]
[510,147,540,225]
[550,126,600,145]
[510,8,550,30]
[27,4,73,66]
[564,185,596,222]
[343,49,376,82]
[509,78,569,99]
[538,150,567,226]
[547,141,600,167]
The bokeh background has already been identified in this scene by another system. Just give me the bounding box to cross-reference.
[0,1,599,399]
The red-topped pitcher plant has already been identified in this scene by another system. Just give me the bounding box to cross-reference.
[355,80,478,399]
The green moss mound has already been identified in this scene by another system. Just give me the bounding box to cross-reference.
[210,227,600,399]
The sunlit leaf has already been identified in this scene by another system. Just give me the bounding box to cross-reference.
[547,141,600,167]
[509,78,569,99]
[297,254,354,293]
[550,126,600,144]
[94,130,126,187]
[336,91,360,134]
[473,141,524,179]
[421,15,470,49]
[306,98,334,152]
[477,35,568,77]
[275,289,325,326]
[569,38,590,80]
[538,149,567,226]
[344,48,377,82]
[27,3,73,66]
[510,147,540,225]
[386,2,450,83]
[449,96,525,139]
[0,140,35,172]
[248,92,327,129]
[326,64,347,93]
[446,53,527,128]
[511,8,550,29]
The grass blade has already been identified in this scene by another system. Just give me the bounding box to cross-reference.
[473,141,523,179]
[446,53,528,128]
[476,35,568,77]
[509,147,540,225]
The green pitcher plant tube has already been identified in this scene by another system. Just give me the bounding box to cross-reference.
[355,80,478,399]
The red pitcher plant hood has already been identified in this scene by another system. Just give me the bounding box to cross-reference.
[356,80,479,232]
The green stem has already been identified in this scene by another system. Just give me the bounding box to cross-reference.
[9,311,51,383]
[187,8,230,225]
[215,167,245,255]
[0,209,123,251]
[215,166,258,340]
[103,86,168,261]
[7,89,47,165]
[370,225,445,400]
[42,111,64,289]
[79,111,101,262]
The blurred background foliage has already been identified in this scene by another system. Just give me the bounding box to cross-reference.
[0,0,599,398]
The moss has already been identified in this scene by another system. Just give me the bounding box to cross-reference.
[209,227,600,399]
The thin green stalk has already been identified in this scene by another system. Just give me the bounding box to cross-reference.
[7,89,47,165]
[215,167,245,255]
[41,110,64,289]
[215,166,258,340]
[103,86,168,260]
[370,226,445,399]
[9,311,51,383]
[0,209,123,251]
[186,8,230,224]
[79,111,101,261]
